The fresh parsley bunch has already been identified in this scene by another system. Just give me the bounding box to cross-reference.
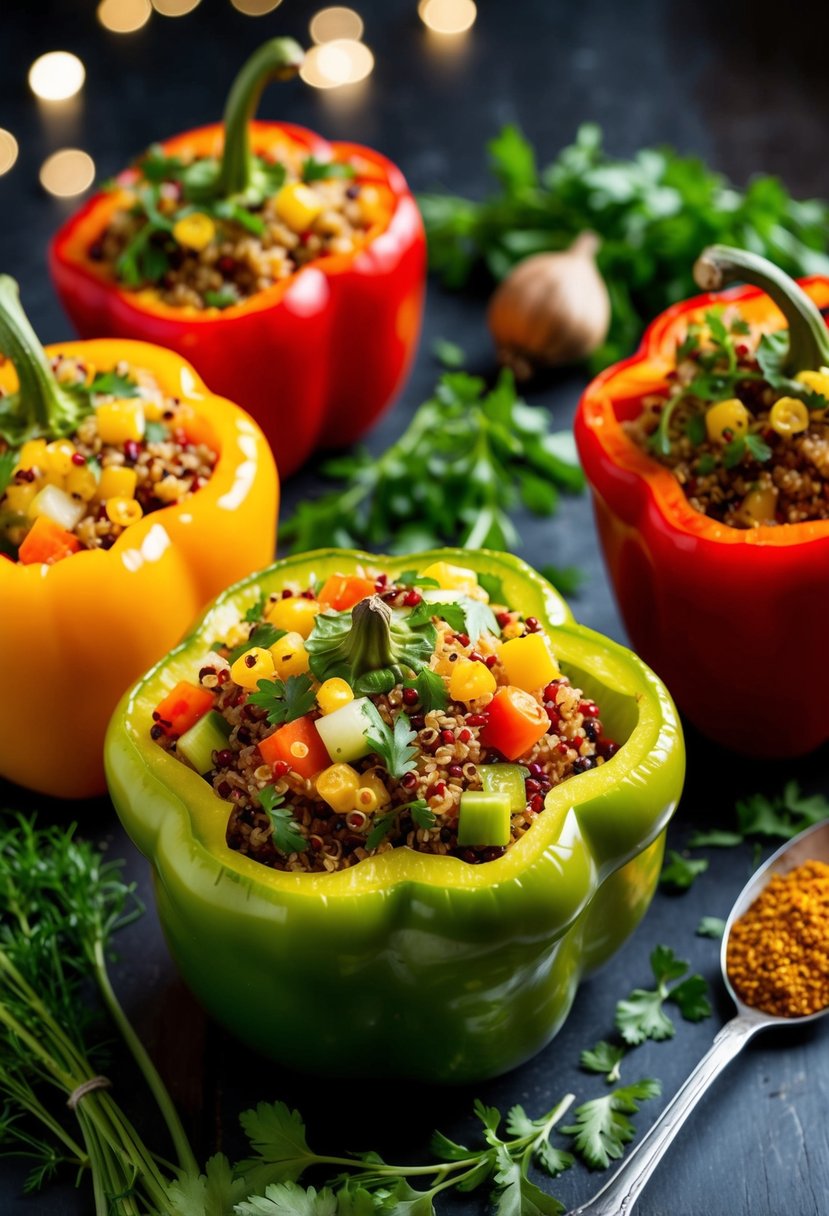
[419,123,829,369]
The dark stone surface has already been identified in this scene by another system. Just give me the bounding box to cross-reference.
[1,1,828,1212]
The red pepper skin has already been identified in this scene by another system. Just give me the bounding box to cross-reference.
[49,122,426,477]
[575,276,829,758]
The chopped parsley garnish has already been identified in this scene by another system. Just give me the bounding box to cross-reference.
[361,703,419,780]
[365,799,432,850]
[88,370,140,398]
[249,674,317,726]
[403,668,449,713]
[257,786,308,855]
[301,156,356,182]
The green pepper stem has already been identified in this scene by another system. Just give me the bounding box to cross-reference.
[348,596,396,679]
[0,275,88,446]
[693,245,829,374]
[216,38,304,197]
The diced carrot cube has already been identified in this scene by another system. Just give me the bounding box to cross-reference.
[17,516,81,566]
[153,681,215,739]
[318,574,377,612]
[258,713,330,780]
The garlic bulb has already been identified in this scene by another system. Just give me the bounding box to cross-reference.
[487,232,611,379]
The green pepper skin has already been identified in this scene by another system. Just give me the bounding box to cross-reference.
[105,549,684,1083]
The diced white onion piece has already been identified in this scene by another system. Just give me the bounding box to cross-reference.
[28,484,85,531]
[422,588,465,603]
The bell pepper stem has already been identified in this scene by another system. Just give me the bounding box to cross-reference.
[0,275,89,446]
[216,37,304,198]
[693,245,829,374]
[349,596,396,678]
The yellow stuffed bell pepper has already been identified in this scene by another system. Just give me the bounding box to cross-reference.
[0,275,277,798]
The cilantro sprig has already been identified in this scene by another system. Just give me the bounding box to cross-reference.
[361,703,419,780]
[249,674,317,726]
[365,799,433,850]
[280,370,584,555]
[560,1080,662,1170]
[615,946,712,1045]
[258,786,307,855]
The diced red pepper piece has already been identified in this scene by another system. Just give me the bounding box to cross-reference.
[318,574,377,612]
[479,686,549,761]
[153,681,215,739]
[258,713,330,780]
[17,516,81,566]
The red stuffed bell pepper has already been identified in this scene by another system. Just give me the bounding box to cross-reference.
[50,39,425,477]
[576,245,829,758]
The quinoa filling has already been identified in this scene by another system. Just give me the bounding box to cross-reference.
[0,355,217,563]
[151,564,617,874]
[93,145,388,311]
[625,308,829,527]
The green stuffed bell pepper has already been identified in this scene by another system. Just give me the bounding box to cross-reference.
[105,548,684,1083]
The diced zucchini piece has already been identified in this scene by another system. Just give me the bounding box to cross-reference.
[481,763,529,812]
[457,791,511,847]
[177,710,231,775]
[314,696,373,763]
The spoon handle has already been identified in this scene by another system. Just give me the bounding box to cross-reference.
[566,1013,764,1216]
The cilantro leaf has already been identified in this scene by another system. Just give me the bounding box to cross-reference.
[744,432,772,462]
[408,600,467,633]
[89,370,139,398]
[659,850,708,891]
[492,1152,564,1215]
[561,1080,661,1170]
[258,788,308,855]
[403,669,449,713]
[410,800,436,831]
[365,809,397,851]
[204,288,240,309]
[144,420,167,443]
[234,1182,339,1215]
[616,947,711,1044]
[249,675,317,726]
[696,916,726,940]
[736,782,829,840]
[228,624,285,665]
[684,412,707,446]
[458,596,500,643]
[398,570,440,589]
[361,703,419,780]
[580,1041,624,1084]
[244,593,267,623]
[302,157,356,182]
[756,329,790,386]
[433,338,466,368]
[237,1101,317,1191]
[688,829,743,848]
[165,1153,246,1216]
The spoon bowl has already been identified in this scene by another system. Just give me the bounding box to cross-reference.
[568,819,829,1216]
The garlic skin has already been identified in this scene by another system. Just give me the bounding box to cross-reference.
[487,232,611,380]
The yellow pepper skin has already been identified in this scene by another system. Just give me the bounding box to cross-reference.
[106,547,683,1083]
[0,338,278,798]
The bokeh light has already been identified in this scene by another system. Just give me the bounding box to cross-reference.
[28,52,86,102]
[152,0,201,14]
[230,0,283,15]
[300,39,374,89]
[39,149,96,197]
[309,7,364,44]
[97,0,153,33]
[0,131,19,177]
[418,0,477,34]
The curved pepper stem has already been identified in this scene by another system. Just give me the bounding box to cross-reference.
[0,275,88,447]
[348,596,397,679]
[216,38,304,198]
[693,245,829,374]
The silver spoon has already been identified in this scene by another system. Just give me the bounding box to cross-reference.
[566,819,829,1216]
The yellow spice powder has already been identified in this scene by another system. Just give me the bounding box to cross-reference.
[726,859,829,1018]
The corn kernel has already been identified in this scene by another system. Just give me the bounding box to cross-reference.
[65,465,98,502]
[42,439,76,480]
[795,369,829,399]
[769,396,809,437]
[274,182,325,233]
[500,634,559,691]
[705,398,749,444]
[172,212,216,252]
[269,631,310,677]
[316,678,354,716]
[358,770,392,808]
[266,594,321,638]
[96,399,145,444]
[421,561,480,596]
[98,466,137,501]
[105,497,143,528]
[230,646,276,690]
[3,482,37,515]
[449,658,497,703]
[355,787,379,813]
[739,485,778,527]
[17,438,48,472]
[316,763,362,813]
[358,184,387,226]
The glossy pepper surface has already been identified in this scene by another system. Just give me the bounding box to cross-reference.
[49,40,426,477]
[105,548,683,1083]
[0,280,277,799]
[575,246,829,757]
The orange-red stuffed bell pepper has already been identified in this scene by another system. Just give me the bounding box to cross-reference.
[49,39,426,478]
[0,275,277,798]
[575,245,829,757]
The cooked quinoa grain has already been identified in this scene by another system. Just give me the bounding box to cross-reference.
[153,567,618,873]
[625,308,829,527]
